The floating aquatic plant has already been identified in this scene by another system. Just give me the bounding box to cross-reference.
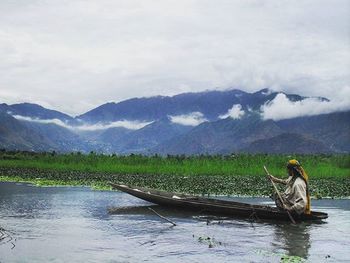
[0,152,349,197]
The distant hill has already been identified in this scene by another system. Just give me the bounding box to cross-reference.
[154,111,350,154]
[22,121,91,152]
[108,118,192,154]
[76,88,319,123]
[277,111,350,153]
[243,133,332,154]
[0,111,57,151]
[153,114,284,154]
[0,111,90,152]
[0,103,73,122]
[0,88,348,154]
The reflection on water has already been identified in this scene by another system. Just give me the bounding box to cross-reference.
[1,182,350,262]
[273,222,311,259]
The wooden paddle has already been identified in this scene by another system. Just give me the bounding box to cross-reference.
[263,166,296,224]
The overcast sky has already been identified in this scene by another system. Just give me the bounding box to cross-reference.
[0,0,349,116]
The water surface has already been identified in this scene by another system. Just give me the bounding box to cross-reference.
[0,182,349,262]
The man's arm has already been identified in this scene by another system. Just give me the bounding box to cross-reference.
[269,175,287,185]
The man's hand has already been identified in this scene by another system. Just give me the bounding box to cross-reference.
[284,204,293,212]
[268,174,276,182]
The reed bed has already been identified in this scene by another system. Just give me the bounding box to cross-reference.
[0,151,349,198]
[0,151,348,178]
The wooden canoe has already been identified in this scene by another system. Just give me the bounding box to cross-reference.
[110,183,328,222]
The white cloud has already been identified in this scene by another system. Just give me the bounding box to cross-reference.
[12,115,152,131]
[260,92,350,121]
[219,104,245,119]
[75,120,153,131]
[12,115,71,128]
[0,1,349,115]
[169,112,207,126]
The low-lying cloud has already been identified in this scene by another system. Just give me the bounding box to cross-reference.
[12,115,152,131]
[74,120,153,131]
[219,104,245,119]
[260,92,350,121]
[169,112,208,126]
[12,115,71,128]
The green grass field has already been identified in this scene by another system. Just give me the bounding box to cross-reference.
[0,151,349,197]
[0,151,349,178]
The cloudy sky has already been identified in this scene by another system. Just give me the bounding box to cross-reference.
[0,0,349,116]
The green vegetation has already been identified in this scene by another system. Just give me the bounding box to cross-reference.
[0,151,349,197]
[0,151,349,177]
[195,235,222,248]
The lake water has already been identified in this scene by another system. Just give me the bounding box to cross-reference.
[0,182,349,263]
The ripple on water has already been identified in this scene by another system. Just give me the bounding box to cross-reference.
[1,182,350,262]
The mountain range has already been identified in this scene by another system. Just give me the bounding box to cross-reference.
[0,89,349,154]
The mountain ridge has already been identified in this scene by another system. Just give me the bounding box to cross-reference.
[0,88,348,154]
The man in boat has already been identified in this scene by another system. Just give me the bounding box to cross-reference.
[269,159,311,215]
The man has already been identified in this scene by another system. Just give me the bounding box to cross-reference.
[269,159,311,215]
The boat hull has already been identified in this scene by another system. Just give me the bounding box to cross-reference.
[110,183,328,222]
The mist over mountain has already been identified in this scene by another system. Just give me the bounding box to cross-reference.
[0,88,348,154]
[0,103,74,122]
[76,89,316,124]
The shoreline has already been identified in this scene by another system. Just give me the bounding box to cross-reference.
[1,166,349,199]
[1,178,349,200]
